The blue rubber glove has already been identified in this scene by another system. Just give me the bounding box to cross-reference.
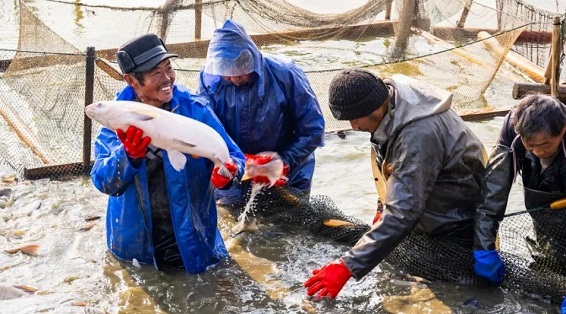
[473,250,505,284]
[561,295,566,314]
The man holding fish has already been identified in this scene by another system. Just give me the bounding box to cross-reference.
[198,20,325,205]
[304,68,486,298]
[88,33,245,273]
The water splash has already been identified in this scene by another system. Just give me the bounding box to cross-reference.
[231,183,266,236]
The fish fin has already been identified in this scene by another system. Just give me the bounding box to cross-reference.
[172,138,197,149]
[128,108,159,121]
[215,157,234,180]
[167,150,187,171]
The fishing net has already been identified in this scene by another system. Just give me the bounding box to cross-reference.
[0,0,556,176]
[222,181,566,304]
[219,181,371,247]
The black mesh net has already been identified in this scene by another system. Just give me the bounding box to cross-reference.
[219,181,371,247]
[222,182,566,304]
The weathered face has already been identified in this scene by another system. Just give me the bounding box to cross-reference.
[222,73,254,87]
[125,59,175,107]
[349,104,388,133]
[522,131,564,159]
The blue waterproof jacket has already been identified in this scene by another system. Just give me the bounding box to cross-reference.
[90,85,245,273]
[198,19,325,192]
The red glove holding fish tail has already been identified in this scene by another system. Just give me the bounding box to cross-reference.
[244,153,289,186]
[116,126,151,159]
[304,259,352,298]
[211,160,238,189]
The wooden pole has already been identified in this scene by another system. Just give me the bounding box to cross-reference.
[457,0,473,28]
[83,47,95,175]
[478,31,545,83]
[513,82,566,102]
[195,0,202,40]
[392,0,416,59]
[551,16,562,96]
[385,0,392,20]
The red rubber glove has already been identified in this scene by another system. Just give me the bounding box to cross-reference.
[116,126,151,159]
[304,259,352,298]
[211,160,238,189]
[244,153,289,186]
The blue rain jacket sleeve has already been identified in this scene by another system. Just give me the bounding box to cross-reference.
[198,19,324,191]
[90,84,244,273]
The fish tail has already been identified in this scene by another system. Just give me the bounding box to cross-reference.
[215,157,234,180]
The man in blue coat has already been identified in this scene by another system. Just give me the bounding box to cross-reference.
[90,33,245,273]
[198,19,325,204]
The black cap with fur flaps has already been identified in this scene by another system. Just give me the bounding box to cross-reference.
[328,68,390,120]
[116,33,178,74]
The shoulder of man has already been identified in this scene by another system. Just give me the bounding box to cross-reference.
[173,84,210,107]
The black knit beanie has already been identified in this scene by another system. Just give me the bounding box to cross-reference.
[328,68,389,120]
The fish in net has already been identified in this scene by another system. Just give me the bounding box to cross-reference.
[220,181,566,303]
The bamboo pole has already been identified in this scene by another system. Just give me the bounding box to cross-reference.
[392,0,416,59]
[385,0,392,20]
[457,0,473,28]
[0,98,55,165]
[550,16,562,96]
[195,0,202,40]
[478,31,545,83]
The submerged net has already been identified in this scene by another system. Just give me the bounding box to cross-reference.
[220,182,371,247]
[227,182,566,304]
[0,0,555,175]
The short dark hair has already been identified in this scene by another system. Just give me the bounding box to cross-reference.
[514,94,566,140]
[130,72,145,85]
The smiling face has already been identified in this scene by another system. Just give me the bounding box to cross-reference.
[124,59,175,107]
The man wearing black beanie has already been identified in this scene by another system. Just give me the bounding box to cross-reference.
[304,68,492,298]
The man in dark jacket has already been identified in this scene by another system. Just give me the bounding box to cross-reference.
[198,19,325,203]
[303,68,486,298]
[472,94,566,311]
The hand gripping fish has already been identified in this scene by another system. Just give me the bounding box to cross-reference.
[85,100,232,174]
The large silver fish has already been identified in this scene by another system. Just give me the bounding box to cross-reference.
[85,100,231,173]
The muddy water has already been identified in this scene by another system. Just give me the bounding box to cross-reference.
[0,125,556,314]
[0,0,562,313]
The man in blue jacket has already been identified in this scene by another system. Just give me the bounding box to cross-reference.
[90,33,245,273]
[198,19,325,204]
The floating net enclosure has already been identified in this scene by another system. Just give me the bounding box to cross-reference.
[0,0,556,175]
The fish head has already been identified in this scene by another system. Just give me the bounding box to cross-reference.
[85,101,119,129]
[242,153,285,187]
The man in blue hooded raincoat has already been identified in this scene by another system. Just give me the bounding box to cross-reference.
[90,33,245,273]
[198,19,325,204]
